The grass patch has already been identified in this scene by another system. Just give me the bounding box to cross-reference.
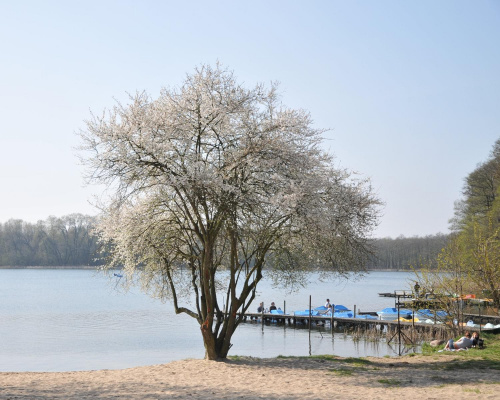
[419,332,500,384]
[329,368,354,376]
[463,388,481,394]
[442,359,500,371]
[341,357,372,366]
[284,354,373,366]
[378,379,402,386]
[308,354,340,361]
[421,342,440,354]
[422,332,500,365]
[227,355,245,361]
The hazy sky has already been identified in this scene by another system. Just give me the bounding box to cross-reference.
[1,0,499,238]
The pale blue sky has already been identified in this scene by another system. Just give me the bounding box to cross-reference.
[1,0,499,238]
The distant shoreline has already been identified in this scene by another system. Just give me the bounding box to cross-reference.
[0,266,414,272]
[0,265,98,270]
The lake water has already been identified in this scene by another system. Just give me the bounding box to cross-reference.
[0,269,417,372]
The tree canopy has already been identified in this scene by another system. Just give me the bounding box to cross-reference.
[417,139,500,310]
[79,64,381,360]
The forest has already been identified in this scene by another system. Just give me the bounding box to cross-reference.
[416,138,500,307]
[0,214,447,270]
[368,234,448,270]
[0,214,100,267]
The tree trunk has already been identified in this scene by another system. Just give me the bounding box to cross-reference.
[201,321,236,360]
[201,324,218,360]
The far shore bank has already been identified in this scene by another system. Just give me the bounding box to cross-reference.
[0,265,97,270]
[0,266,415,272]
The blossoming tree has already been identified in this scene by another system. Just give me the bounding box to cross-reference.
[79,64,381,360]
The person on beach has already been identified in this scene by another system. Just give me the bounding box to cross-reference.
[269,302,277,311]
[325,299,331,308]
[444,331,473,350]
[257,302,264,313]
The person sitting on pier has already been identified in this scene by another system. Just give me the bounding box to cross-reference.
[269,302,277,312]
[443,331,473,350]
[325,299,332,309]
[257,302,264,313]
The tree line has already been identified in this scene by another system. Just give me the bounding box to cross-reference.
[0,214,99,267]
[416,138,500,308]
[368,234,448,270]
[0,213,447,269]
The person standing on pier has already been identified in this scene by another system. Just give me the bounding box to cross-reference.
[414,282,420,298]
[325,299,332,309]
[269,302,277,311]
[257,302,264,313]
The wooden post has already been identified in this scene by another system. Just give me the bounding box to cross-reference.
[479,303,482,333]
[461,299,465,333]
[308,295,312,355]
[284,300,286,315]
[459,298,463,334]
[397,294,401,345]
[261,302,264,330]
[331,305,334,334]
[354,305,356,318]
[308,295,312,332]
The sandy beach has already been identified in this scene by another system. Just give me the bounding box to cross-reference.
[0,354,498,399]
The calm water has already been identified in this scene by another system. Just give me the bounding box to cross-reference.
[0,269,416,372]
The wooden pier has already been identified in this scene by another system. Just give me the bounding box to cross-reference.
[241,310,500,334]
[239,290,498,335]
[378,292,413,298]
[241,312,453,333]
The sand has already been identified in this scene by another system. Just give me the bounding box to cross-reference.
[0,355,498,399]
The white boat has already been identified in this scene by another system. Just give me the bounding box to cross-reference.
[376,307,412,321]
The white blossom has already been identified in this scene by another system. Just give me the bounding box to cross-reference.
[79,64,381,360]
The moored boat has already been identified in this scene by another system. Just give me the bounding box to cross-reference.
[314,304,351,313]
[398,316,420,323]
[356,314,378,320]
[482,323,500,334]
[293,310,321,317]
[334,311,354,318]
[376,307,412,320]
[416,309,448,321]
